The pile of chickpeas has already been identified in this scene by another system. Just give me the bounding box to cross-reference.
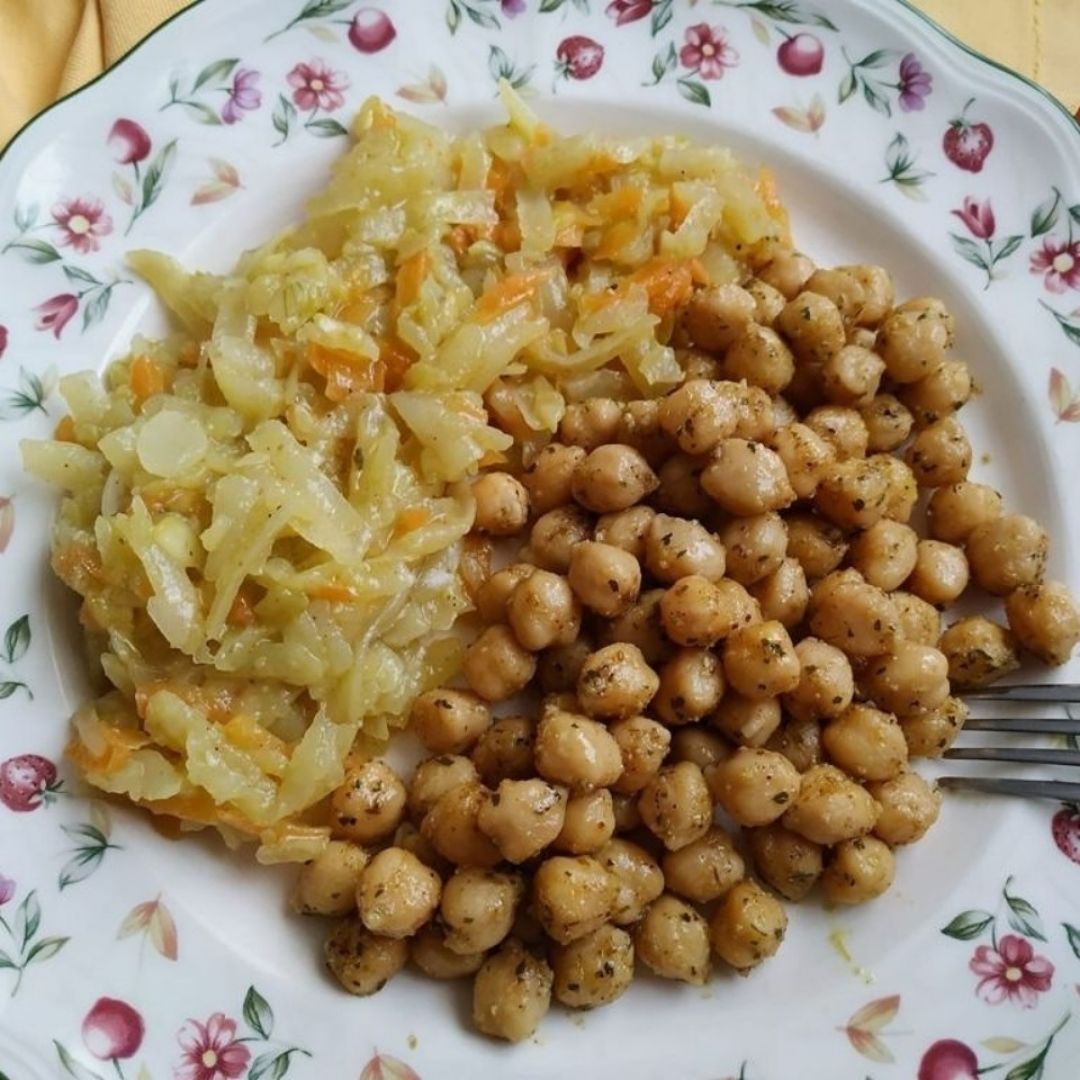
[301,242,1080,1042]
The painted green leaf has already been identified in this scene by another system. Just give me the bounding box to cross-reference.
[941,909,994,940]
[192,58,239,92]
[243,985,274,1039]
[4,614,30,664]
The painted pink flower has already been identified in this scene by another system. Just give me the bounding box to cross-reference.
[0,874,14,905]
[1030,236,1080,293]
[897,52,932,111]
[33,295,79,339]
[82,998,145,1061]
[501,0,526,16]
[107,118,152,165]
[0,326,7,360]
[176,1013,251,1080]
[679,24,739,81]
[951,197,995,240]
[221,69,261,124]
[287,60,348,113]
[606,0,652,24]
[51,197,112,254]
[970,934,1054,1007]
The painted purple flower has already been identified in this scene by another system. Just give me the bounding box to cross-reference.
[897,52,932,111]
[501,0,526,15]
[177,1014,251,1080]
[951,196,995,240]
[221,69,261,124]
[33,295,79,339]
[82,998,145,1061]
[1030,237,1080,293]
[970,934,1054,1007]
[679,24,739,81]
[0,874,14,905]
[0,326,7,361]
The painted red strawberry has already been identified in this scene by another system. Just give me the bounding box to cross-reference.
[0,754,61,812]
[777,32,824,77]
[555,36,605,82]
[943,98,994,173]
[1052,802,1080,864]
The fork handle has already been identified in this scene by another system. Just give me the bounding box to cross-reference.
[960,683,1080,703]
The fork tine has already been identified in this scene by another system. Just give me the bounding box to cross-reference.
[960,683,1080,704]
[944,747,1080,767]
[939,776,1080,801]
[963,717,1080,735]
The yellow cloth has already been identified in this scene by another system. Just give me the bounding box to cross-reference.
[0,0,1076,149]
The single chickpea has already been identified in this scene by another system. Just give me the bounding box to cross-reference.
[410,689,492,756]
[410,924,486,981]
[610,716,671,794]
[682,283,757,351]
[507,569,581,651]
[656,453,713,517]
[645,513,727,584]
[901,695,968,758]
[892,590,941,646]
[472,472,530,536]
[522,443,587,514]
[939,617,1020,688]
[638,761,713,850]
[860,393,914,453]
[1006,581,1080,665]
[462,625,537,703]
[736,384,779,442]
[292,841,369,916]
[567,541,641,618]
[815,458,890,530]
[662,826,745,904]
[325,921,408,996]
[357,847,441,938]
[535,709,623,790]
[765,715,823,773]
[617,399,672,468]
[472,939,553,1043]
[860,642,950,717]
[783,638,854,722]
[905,416,972,487]
[472,717,535,786]
[806,268,867,326]
[709,880,787,970]
[599,838,665,925]
[669,725,733,770]
[528,507,593,575]
[421,781,502,868]
[635,894,712,984]
[822,704,909,782]
[749,557,810,629]
[756,244,815,299]
[661,575,758,648]
[708,748,802,826]
[808,571,900,657]
[822,836,896,905]
[459,534,493,605]
[849,520,919,592]
[848,326,878,349]
[552,923,635,1009]
[877,304,951,383]
[785,513,848,580]
[744,823,824,901]
[723,324,796,394]
[873,454,919,524]
[611,792,643,833]
[966,514,1049,595]
[776,291,847,364]
[805,405,870,461]
[746,277,788,324]
[769,423,836,499]
[440,867,524,954]
[782,763,879,844]
[719,512,788,586]
[821,344,885,405]
[652,647,726,727]
[475,563,535,623]
[571,444,658,514]
[709,694,782,747]
[595,505,656,560]
[577,642,659,720]
[408,754,479,823]
[900,359,974,427]
[659,379,740,456]
[927,482,1003,545]
[393,822,448,875]
[678,347,723,381]
[476,778,566,863]
[332,759,407,845]
[722,620,801,700]
[838,264,894,327]
[560,398,623,451]
[600,588,670,665]
[532,854,617,944]
[701,438,796,516]
[554,789,615,855]
[906,540,971,606]
[867,770,941,845]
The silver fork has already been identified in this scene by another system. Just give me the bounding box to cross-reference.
[937,683,1080,801]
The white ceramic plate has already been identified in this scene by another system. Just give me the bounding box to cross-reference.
[1,1,1079,1077]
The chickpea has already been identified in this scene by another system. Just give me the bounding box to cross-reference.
[838,264,894,326]
[809,571,900,657]
[659,379,739,456]
[877,305,951,383]
[421,781,501,868]
[903,540,969,607]
[746,277,787,324]
[709,880,787,970]
[724,324,795,394]
[850,520,919,592]
[639,761,713,850]
[750,557,810,629]
[635,894,711,984]
[782,763,879,844]
[719,512,787,586]
[893,296,956,335]
[522,443,586,514]
[410,689,492,756]
[560,398,623,451]
[600,588,669,665]
[905,416,971,487]
[460,534,493,605]
[861,642,950,717]
[756,244,815,300]
[669,725,732,770]
[356,848,441,938]
[506,570,581,651]
[927,482,1003,545]
[532,711,622,793]
[393,822,447,874]
[967,514,1049,595]
[815,458,889,530]
[765,715,823,773]
[777,291,846,364]
[1006,581,1080,665]
[408,754,479,822]
[822,836,896,905]
[822,704,908,782]
[736,384,779,442]
[821,344,884,406]
[475,563,534,623]
[577,642,659,720]
[610,716,670,794]
[940,617,1020,688]
[527,506,593,573]
[565,541,639,618]
[806,268,866,326]
[783,361,826,416]
[292,841,369,916]
[708,747,802,826]
[463,625,537,703]
[332,760,406,844]
[783,638,853,722]
[901,695,968,757]
[617,399,672,467]
[571,444,658,514]
[551,922,635,1010]
[471,717,535,787]
[477,778,566,863]
[875,455,919,524]
[805,405,870,461]
[683,283,757,351]
[868,770,941,845]
[595,505,656,560]
[786,513,848,579]
[745,823,823,901]
[723,620,800,700]
[892,590,941,646]
[611,792,643,833]
[900,359,974,427]
[860,393,914,453]
[656,453,713,517]
[325,920,408,996]
[472,472,530,536]
[677,347,723,382]
[440,867,524,954]
[645,513,726,584]
[702,438,795,516]
[652,647,726,726]
[661,575,760,647]
[411,924,486,980]
[555,789,615,855]
[710,693,782,748]
[472,939,553,1043]
[599,839,664,924]
[770,423,836,499]
[533,855,617,944]
[662,826,745,904]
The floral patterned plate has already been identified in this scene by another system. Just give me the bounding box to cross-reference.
[1,1,1079,1077]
